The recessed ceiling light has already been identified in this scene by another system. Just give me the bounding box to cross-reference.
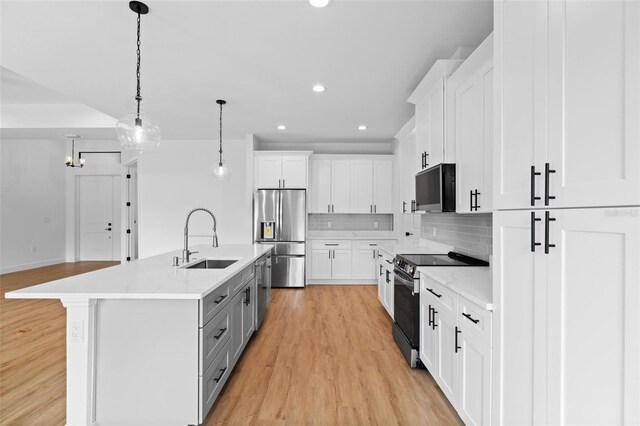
[358,125,367,130]
[277,124,286,130]
[312,84,326,93]
[309,0,331,8]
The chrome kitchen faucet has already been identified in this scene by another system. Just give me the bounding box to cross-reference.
[182,207,218,263]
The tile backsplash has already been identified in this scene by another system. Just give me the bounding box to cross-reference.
[420,213,492,261]
[308,214,394,231]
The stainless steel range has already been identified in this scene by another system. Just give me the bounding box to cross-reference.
[392,252,488,368]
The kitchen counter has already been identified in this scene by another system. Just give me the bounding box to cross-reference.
[5,244,273,301]
[418,265,492,310]
[307,230,399,240]
[377,238,456,257]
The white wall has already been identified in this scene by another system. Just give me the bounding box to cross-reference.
[137,137,253,258]
[0,139,67,273]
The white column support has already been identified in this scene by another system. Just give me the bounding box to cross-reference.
[61,299,97,426]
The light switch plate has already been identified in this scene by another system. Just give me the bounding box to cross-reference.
[373,221,379,229]
[327,221,332,229]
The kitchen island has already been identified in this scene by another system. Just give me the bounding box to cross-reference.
[5,243,273,426]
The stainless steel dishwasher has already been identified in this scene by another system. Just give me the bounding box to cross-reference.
[255,254,271,330]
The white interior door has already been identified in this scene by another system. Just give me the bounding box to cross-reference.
[79,175,120,261]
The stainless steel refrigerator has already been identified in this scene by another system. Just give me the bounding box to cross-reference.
[253,189,306,288]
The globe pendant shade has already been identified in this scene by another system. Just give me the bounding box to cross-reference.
[212,163,232,181]
[116,112,161,152]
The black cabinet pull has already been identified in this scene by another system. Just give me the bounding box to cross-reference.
[469,190,473,212]
[428,305,433,327]
[402,201,407,213]
[432,310,438,330]
[544,163,556,206]
[424,152,429,168]
[213,367,227,383]
[385,270,390,284]
[325,243,339,246]
[385,260,393,264]
[531,166,541,206]
[426,288,442,298]
[379,264,383,276]
[462,313,479,324]
[474,190,481,210]
[214,294,227,305]
[213,327,227,340]
[530,212,541,252]
[545,211,556,254]
[244,287,251,306]
[455,326,462,353]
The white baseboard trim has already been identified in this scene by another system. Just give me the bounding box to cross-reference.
[0,258,66,275]
[307,279,377,285]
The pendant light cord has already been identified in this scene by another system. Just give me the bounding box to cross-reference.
[136,12,142,117]
[218,102,223,166]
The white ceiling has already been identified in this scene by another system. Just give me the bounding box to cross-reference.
[0,1,492,143]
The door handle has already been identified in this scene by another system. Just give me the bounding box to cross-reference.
[544,163,556,206]
[428,305,433,327]
[402,201,406,213]
[213,367,227,383]
[213,327,227,340]
[531,212,541,252]
[455,326,462,353]
[462,313,479,324]
[469,190,473,212]
[544,211,556,254]
[474,190,481,210]
[424,152,429,167]
[328,204,331,213]
[426,288,442,298]
[432,310,438,330]
[380,264,383,276]
[531,166,541,206]
[374,205,377,213]
[283,179,285,188]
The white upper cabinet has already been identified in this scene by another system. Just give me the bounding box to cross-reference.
[254,152,311,189]
[309,156,392,214]
[494,0,640,210]
[450,34,494,213]
[394,118,417,214]
[409,60,464,172]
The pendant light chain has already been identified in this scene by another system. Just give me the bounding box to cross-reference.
[136,12,142,116]
[218,102,224,166]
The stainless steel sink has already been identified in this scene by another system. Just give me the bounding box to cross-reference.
[184,259,238,269]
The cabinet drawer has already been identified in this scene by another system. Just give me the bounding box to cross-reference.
[457,295,492,346]
[241,265,255,286]
[379,251,394,268]
[420,274,457,318]
[228,270,244,294]
[354,240,384,249]
[199,340,231,422]
[199,303,231,375]
[200,282,231,327]
[311,240,352,249]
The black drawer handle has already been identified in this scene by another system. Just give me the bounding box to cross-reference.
[545,211,557,254]
[325,243,339,246]
[462,313,479,324]
[455,326,462,353]
[213,367,227,383]
[531,212,541,252]
[531,165,541,206]
[428,305,433,327]
[544,162,556,206]
[213,294,227,305]
[431,310,438,330]
[385,260,392,264]
[213,327,227,340]
[426,288,442,298]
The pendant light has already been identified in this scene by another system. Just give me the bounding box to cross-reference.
[65,135,85,168]
[115,1,161,152]
[212,99,232,180]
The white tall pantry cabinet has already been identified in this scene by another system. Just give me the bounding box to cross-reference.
[493,1,640,425]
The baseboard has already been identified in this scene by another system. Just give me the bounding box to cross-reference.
[0,258,66,275]
[306,279,377,285]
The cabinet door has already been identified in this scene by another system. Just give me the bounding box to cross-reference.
[419,292,437,373]
[546,207,640,425]
[385,268,394,318]
[230,290,245,366]
[281,156,307,189]
[350,160,374,213]
[457,327,491,426]
[377,263,385,305]
[479,62,493,213]
[330,160,351,213]
[426,78,445,165]
[255,157,282,189]
[433,310,458,405]
[455,75,482,213]
[310,249,332,279]
[373,160,393,213]
[351,248,376,280]
[415,102,429,172]
[310,159,332,213]
[493,210,548,425]
[546,1,640,208]
[242,282,255,342]
[331,249,352,279]
[494,0,547,210]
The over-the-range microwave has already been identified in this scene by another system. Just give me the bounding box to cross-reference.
[415,163,456,212]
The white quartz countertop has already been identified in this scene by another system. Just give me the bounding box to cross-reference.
[307,231,399,240]
[377,238,456,257]
[418,266,493,311]
[5,244,273,301]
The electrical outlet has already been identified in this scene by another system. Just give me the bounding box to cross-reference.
[327,221,332,229]
[373,221,379,229]
[432,227,437,237]
[30,246,37,253]
[70,321,83,342]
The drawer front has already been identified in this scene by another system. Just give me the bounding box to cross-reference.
[201,282,231,327]
[354,240,385,249]
[379,251,394,268]
[199,340,231,422]
[241,265,255,286]
[311,240,352,250]
[420,274,457,318]
[229,270,244,294]
[199,303,231,375]
[457,295,492,346]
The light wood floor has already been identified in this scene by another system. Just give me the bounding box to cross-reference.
[1,265,461,425]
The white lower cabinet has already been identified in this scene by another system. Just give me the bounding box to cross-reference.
[309,240,394,283]
[377,249,394,317]
[420,274,493,425]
